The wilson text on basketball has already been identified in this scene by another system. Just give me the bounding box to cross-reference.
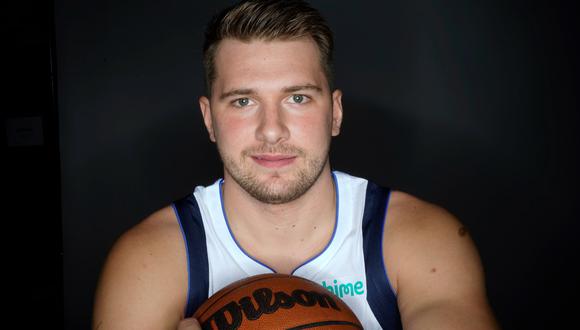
[202,287,341,329]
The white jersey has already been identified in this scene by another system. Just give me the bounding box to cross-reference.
[172,171,401,329]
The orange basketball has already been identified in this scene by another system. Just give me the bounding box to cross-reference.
[193,274,363,330]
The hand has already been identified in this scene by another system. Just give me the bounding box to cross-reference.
[177,317,201,330]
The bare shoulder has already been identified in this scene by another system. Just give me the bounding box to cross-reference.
[93,205,188,330]
[383,190,480,293]
[383,191,499,329]
[384,190,467,248]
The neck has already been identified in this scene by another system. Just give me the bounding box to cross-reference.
[221,164,336,246]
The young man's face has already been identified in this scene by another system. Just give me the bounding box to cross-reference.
[199,37,343,204]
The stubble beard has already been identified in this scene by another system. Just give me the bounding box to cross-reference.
[218,143,330,204]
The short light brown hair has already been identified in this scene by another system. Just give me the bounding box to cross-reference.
[202,0,334,95]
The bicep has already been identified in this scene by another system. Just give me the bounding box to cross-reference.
[93,223,187,330]
[385,198,498,329]
[403,299,499,330]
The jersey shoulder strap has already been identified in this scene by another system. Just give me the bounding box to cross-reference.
[171,193,209,318]
[362,181,402,330]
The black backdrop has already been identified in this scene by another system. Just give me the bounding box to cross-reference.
[5,0,578,329]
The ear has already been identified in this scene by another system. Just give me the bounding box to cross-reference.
[199,96,216,142]
[331,89,343,136]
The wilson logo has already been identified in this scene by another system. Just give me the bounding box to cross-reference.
[201,287,341,329]
[321,279,365,298]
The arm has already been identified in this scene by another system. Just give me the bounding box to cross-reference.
[93,207,188,330]
[383,192,500,330]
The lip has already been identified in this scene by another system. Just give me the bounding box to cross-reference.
[251,154,297,168]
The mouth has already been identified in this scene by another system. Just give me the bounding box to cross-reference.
[251,154,297,168]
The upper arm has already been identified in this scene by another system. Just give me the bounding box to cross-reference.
[92,207,188,330]
[383,192,499,330]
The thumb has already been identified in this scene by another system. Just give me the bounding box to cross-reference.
[177,317,201,330]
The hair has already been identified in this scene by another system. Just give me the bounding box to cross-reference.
[202,0,334,95]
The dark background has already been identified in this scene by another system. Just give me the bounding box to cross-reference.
[3,0,578,329]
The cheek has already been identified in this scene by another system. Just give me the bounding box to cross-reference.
[214,116,253,148]
[291,113,333,146]
[215,114,238,135]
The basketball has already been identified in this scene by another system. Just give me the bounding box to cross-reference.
[193,274,363,330]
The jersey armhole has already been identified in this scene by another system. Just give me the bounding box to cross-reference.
[171,194,209,318]
[362,181,403,330]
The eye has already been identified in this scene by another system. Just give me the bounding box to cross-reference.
[232,97,254,108]
[288,94,310,104]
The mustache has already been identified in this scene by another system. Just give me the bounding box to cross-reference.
[242,144,305,157]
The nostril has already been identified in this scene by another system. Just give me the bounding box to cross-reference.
[255,112,290,143]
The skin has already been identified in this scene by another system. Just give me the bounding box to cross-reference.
[93,37,500,330]
[198,38,343,274]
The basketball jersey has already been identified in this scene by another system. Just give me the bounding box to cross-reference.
[172,171,402,329]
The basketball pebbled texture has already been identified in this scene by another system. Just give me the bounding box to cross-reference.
[193,274,363,330]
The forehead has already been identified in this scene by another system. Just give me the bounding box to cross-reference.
[212,38,327,94]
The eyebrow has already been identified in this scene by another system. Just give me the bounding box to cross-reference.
[282,84,323,94]
[219,84,323,101]
[219,88,255,101]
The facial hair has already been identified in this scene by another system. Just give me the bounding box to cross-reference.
[218,142,330,204]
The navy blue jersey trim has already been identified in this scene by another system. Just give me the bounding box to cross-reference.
[172,193,209,318]
[218,179,276,273]
[217,172,340,275]
[362,181,402,330]
[290,171,339,274]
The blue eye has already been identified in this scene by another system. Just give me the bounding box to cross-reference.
[290,94,311,104]
[292,95,304,103]
[234,98,250,107]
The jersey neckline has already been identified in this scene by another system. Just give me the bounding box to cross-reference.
[217,171,340,275]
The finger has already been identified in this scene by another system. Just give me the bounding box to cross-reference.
[177,317,201,330]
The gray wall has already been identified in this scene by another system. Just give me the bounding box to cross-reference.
[55,0,579,328]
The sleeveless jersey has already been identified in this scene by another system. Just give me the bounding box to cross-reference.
[172,171,402,329]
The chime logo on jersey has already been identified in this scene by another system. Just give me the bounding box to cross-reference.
[321,279,365,298]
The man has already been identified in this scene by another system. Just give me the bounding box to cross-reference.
[93,1,499,329]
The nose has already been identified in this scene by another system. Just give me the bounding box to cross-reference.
[255,103,290,145]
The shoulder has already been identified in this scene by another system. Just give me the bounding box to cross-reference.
[384,190,466,242]
[93,206,188,329]
[382,191,498,327]
[382,190,481,294]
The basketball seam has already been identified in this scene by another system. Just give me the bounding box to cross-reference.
[286,320,364,329]
[195,274,284,318]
